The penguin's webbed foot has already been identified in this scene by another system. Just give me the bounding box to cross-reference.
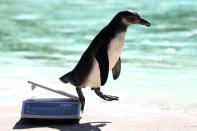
[93,88,119,101]
[76,87,85,111]
[103,95,119,101]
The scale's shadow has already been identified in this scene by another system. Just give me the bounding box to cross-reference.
[13,119,111,131]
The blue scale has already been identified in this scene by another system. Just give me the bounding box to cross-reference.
[21,81,80,120]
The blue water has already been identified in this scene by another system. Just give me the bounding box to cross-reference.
[0,0,197,109]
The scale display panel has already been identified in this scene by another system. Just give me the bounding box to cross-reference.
[21,98,80,120]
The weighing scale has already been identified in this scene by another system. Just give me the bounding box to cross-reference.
[21,81,80,121]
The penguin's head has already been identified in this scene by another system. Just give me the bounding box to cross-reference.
[115,10,151,27]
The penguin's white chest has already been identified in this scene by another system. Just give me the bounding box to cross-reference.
[107,32,125,70]
[86,32,125,88]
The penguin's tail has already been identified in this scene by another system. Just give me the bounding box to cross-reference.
[59,71,77,86]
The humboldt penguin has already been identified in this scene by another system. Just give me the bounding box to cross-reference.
[60,10,151,111]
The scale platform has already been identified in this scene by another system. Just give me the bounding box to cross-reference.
[21,81,80,122]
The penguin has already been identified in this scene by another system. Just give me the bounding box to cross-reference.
[60,10,151,111]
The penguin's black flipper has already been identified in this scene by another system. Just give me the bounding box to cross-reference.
[112,57,121,80]
[95,45,109,86]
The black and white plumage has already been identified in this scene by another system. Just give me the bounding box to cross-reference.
[60,10,151,111]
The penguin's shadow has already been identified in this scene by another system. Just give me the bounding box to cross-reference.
[13,119,110,131]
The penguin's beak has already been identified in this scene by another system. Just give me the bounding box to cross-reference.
[139,18,151,27]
